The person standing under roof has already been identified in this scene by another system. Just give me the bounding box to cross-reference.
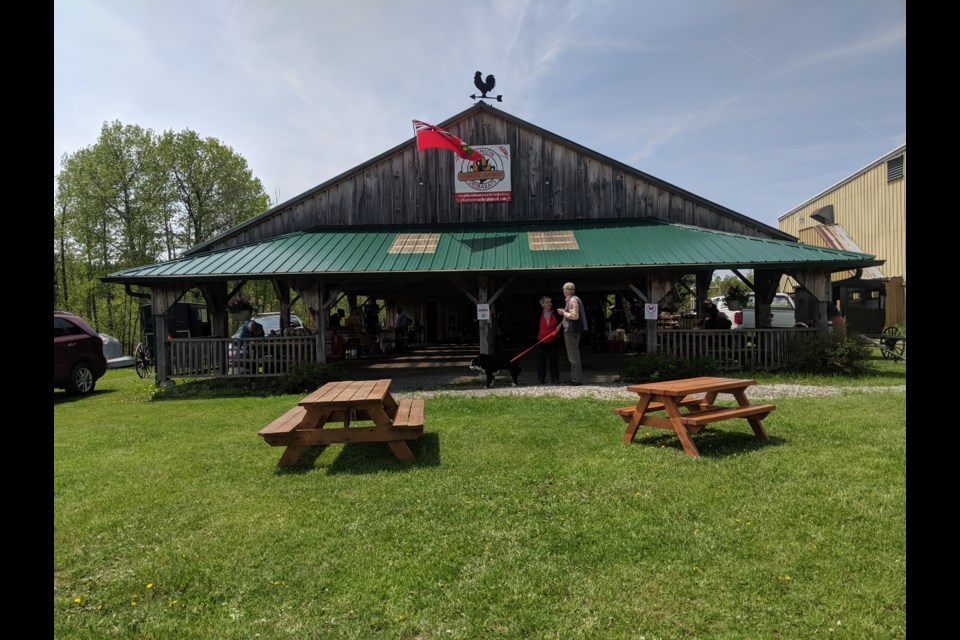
[535,295,562,385]
[556,282,587,386]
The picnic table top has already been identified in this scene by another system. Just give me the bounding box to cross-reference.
[299,379,393,408]
[626,376,756,396]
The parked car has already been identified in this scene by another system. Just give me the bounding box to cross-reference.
[54,312,108,395]
[711,293,803,329]
[230,313,305,339]
[100,333,136,369]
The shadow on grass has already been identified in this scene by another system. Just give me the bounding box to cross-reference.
[631,427,785,459]
[53,388,117,405]
[862,363,907,380]
[150,377,282,400]
[275,432,441,475]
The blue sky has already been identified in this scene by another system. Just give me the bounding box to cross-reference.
[54,0,905,229]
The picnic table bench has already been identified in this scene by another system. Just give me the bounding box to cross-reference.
[259,379,424,467]
[613,376,775,458]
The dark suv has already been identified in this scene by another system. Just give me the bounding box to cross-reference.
[54,312,107,395]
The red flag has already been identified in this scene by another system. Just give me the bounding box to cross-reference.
[412,119,482,161]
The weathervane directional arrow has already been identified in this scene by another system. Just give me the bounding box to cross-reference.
[471,71,503,103]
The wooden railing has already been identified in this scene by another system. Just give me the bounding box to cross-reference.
[167,336,320,378]
[657,328,817,370]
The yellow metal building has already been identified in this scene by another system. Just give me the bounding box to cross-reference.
[778,145,906,328]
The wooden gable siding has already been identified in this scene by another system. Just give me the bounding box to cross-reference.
[209,109,778,251]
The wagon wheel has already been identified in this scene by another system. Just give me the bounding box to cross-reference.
[880,326,905,361]
[134,342,154,378]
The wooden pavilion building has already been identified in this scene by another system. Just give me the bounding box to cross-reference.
[103,103,883,382]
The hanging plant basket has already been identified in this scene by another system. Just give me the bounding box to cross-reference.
[227,295,254,321]
[723,285,749,311]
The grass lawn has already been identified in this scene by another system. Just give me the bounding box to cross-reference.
[54,369,906,639]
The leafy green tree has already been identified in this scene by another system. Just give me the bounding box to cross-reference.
[710,271,754,299]
[160,129,271,253]
[54,121,270,352]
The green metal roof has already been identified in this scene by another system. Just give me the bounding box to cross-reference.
[103,219,883,284]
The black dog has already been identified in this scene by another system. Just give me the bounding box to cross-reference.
[469,354,521,388]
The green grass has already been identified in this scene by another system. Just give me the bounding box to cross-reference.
[746,351,906,387]
[55,369,906,639]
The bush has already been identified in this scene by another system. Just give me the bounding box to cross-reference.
[783,333,871,375]
[620,352,720,383]
[275,362,343,394]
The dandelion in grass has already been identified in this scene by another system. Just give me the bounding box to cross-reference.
[146,583,153,589]
[73,598,81,604]
[398,614,406,621]
[169,600,177,607]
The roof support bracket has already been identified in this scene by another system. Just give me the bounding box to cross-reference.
[452,277,478,305]
[226,281,247,302]
[627,283,647,303]
[487,276,516,305]
[732,269,754,291]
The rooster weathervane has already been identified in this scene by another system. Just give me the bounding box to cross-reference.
[470,71,503,102]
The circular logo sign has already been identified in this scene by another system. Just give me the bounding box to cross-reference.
[457,147,507,191]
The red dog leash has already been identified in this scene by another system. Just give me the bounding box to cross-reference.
[509,326,561,363]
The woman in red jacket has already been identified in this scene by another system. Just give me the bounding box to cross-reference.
[536,296,562,384]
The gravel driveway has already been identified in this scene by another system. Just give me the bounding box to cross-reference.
[391,375,905,401]
[341,345,905,401]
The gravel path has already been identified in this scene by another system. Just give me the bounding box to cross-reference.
[391,375,906,401]
[343,346,905,401]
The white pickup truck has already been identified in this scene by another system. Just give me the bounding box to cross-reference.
[711,293,803,329]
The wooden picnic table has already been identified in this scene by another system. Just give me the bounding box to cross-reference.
[613,376,775,458]
[258,379,424,467]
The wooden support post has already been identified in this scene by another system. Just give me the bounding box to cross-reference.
[478,276,491,355]
[317,283,327,362]
[696,271,712,305]
[645,271,674,354]
[753,270,782,329]
[150,286,187,386]
[289,280,325,362]
[199,282,229,374]
[272,280,292,334]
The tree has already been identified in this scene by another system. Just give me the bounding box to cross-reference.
[160,129,271,253]
[54,121,270,351]
[710,271,754,299]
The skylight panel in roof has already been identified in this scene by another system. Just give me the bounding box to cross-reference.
[528,230,579,251]
[387,233,440,254]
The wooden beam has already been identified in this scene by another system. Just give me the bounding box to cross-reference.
[627,283,647,303]
[487,276,515,305]
[732,269,754,290]
[452,276,479,305]
[226,281,247,302]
